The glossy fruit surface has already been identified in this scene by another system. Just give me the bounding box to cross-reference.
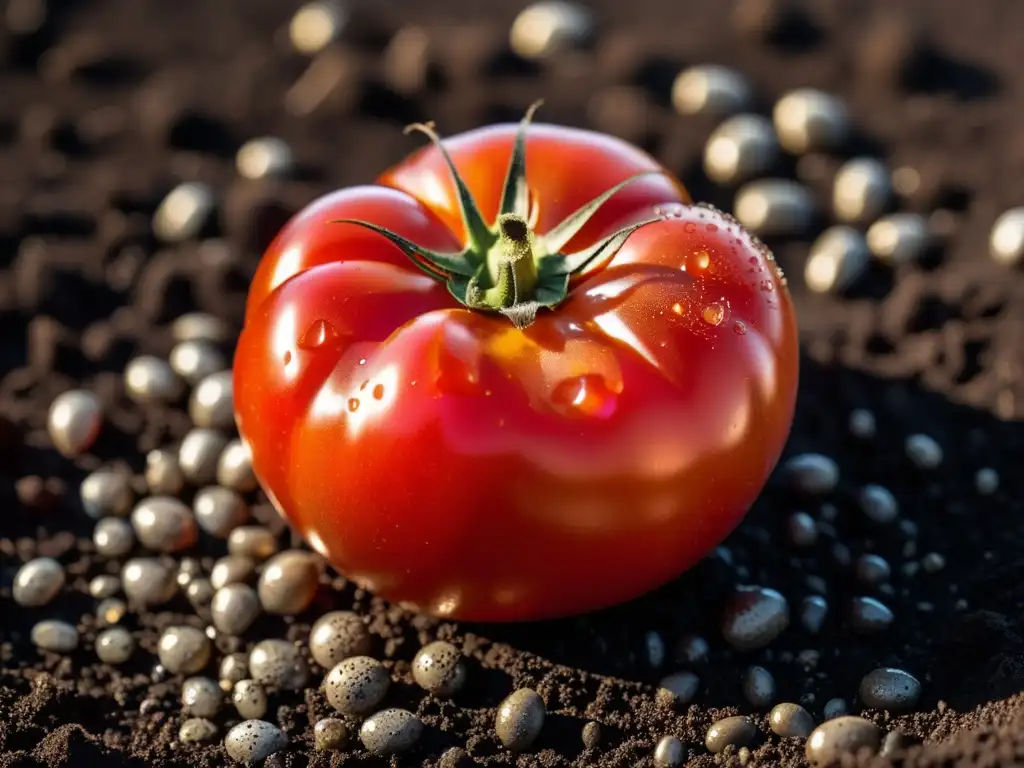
[235,108,799,621]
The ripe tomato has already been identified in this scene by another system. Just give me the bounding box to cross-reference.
[234,105,798,622]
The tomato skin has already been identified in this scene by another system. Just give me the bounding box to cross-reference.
[234,122,798,622]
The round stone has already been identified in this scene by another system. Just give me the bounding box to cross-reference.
[784,453,839,494]
[224,720,289,765]
[95,627,134,664]
[770,702,815,738]
[153,182,215,242]
[211,555,257,590]
[496,688,545,751]
[734,179,815,237]
[773,89,849,154]
[848,408,877,439]
[249,639,309,690]
[89,574,121,599]
[786,511,818,547]
[232,679,269,720]
[237,137,294,180]
[179,429,230,486]
[194,486,249,538]
[653,735,686,767]
[228,526,278,560]
[867,213,930,265]
[179,718,218,744]
[705,715,757,754]
[172,313,231,344]
[158,626,211,674]
[858,668,921,712]
[905,434,943,469]
[323,655,390,715]
[359,708,424,756]
[80,469,134,518]
[220,653,250,686]
[182,676,222,718]
[805,226,870,294]
[48,389,102,457]
[721,585,790,651]
[859,484,899,523]
[169,339,226,385]
[854,554,891,586]
[823,698,849,720]
[31,619,79,653]
[990,207,1024,266]
[130,496,197,552]
[96,598,128,627]
[257,550,321,615]
[289,1,347,55]
[314,717,349,751]
[124,355,183,403]
[743,665,776,708]
[510,1,593,61]
[412,640,466,697]
[672,64,752,118]
[582,721,602,749]
[675,634,709,665]
[703,114,778,185]
[186,578,215,608]
[144,448,185,495]
[656,671,699,707]
[217,439,258,493]
[309,610,373,668]
[211,583,262,636]
[832,158,891,223]
[13,557,65,607]
[975,467,1000,495]
[848,596,894,634]
[806,716,882,766]
[799,595,829,634]
[189,371,234,430]
[121,557,177,606]
[93,517,135,557]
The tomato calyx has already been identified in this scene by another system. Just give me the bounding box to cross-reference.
[331,101,665,328]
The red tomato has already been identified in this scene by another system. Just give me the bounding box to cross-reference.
[234,106,798,622]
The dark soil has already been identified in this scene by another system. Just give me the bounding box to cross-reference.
[2,0,1024,766]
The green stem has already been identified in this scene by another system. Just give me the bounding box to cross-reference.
[480,214,538,309]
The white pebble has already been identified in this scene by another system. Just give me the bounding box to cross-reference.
[672,64,752,118]
[703,114,778,185]
[236,137,294,180]
[48,390,102,457]
[773,89,850,155]
[510,1,592,60]
[867,213,930,265]
[734,179,815,237]
[290,1,347,55]
[805,226,869,294]
[904,434,943,469]
[153,182,215,242]
[832,158,890,224]
[975,467,999,495]
[989,207,1024,266]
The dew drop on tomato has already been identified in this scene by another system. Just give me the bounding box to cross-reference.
[733,320,748,335]
[551,374,618,419]
[372,383,385,400]
[348,397,360,412]
[702,302,725,326]
[298,318,339,350]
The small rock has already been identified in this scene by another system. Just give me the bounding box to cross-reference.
[703,114,779,185]
[48,389,102,457]
[179,718,217,743]
[130,496,197,552]
[13,557,66,607]
[289,1,347,55]
[858,668,921,711]
[854,554,891,586]
[496,688,546,751]
[93,517,135,557]
[823,698,849,720]
[124,355,183,403]
[189,370,234,430]
[773,88,849,154]
[990,207,1024,266]
[182,676,222,718]
[786,511,818,547]
[359,708,424,756]
[309,610,373,668]
[153,182,215,242]
[211,583,262,636]
[656,671,700,707]
[90,574,121,599]
[849,596,894,634]
[582,721,602,749]
[412,640,467,697]
[179,428,230,485]
[237,137,294,180]
[804,226,869,294]
[905,434,942,469]
[510,1,593,60]
[806,716,881,766]
[80,469,134,518]
[228,526,279,561]
[653,735,686,767]
[859,484,899,523]
[975,467,999,495]
[217,439,258,493]
[734,178,815,237]
[194,486,249,538]
[186,578,215,608]
[675,634,709,665]
[220,653,250,686]
[95,627,135,664]
[323,655,390,715]
[784,453,839,494]
[833,158,890,223]
[232,679,269,719]
[743,665,776,708]
[721,585,790,651]
[705,716,757,754]
[32,619,79,653]
[224,720,288,765]
[170,340,227,385]
[314,717,349,751]
[144,448,185,495]
[257,550,321,615]
[867,213,930,265]
[672,64,752,118]
[769,702,815,738]
[211,555,257,590]
[121,557,177,606]
[249,639,309,690]
[158,625,211,674]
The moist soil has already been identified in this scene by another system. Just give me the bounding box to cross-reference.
[2,0,1024,766]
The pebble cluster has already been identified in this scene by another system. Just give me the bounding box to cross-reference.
[3,0,1018,766]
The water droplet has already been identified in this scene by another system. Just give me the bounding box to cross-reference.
[551,374,618,419]
[372,384,385,400]
[691,250,710,271]
[684,222,697,234]
[358,358,367,366]
[283,350,292,364]
[672,302,686,316]
[733,321,748,335]
[760,280,775,292]
[707,223,719,232]
[298,318,339,350]
[749,256,759,265]
[702,303,725,326]
[347,398,360,412]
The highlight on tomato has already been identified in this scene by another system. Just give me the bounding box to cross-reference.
[233,102,799,622]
